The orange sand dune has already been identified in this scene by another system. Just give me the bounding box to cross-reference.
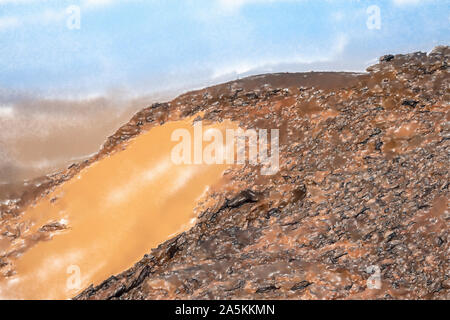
[0,117,236,300]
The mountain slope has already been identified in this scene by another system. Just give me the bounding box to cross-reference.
[1,46,449,300]
[77,46,448,300]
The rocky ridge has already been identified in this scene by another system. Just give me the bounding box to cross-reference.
[1,46,449,300]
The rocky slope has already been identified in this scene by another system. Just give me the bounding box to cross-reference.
[2,46,449,300]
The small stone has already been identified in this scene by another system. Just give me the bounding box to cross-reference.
[290,281,312,291]
[380,54,395,62]
[402,100,419,108]
[226,190,258,208]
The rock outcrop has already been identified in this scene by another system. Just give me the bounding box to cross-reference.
[2,46,449,300]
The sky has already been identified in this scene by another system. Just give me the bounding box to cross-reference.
[0,0,449,97]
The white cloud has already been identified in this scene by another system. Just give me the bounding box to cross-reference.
[217,0,298,12]
[81,0,146,10]
[33,8,66,24]
[0,8,66,31]
[211,33,349,78]
[0,0,133,8]
[0,105,15,118]
[0,0,38,4]
[82,0,117,8]
[0,16,20,30]
[392,0,432,5]
[331,10,345,22]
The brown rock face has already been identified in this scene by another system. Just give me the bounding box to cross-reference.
[2,46,449,300]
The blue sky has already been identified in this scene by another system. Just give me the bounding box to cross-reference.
[0,0,449,97]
